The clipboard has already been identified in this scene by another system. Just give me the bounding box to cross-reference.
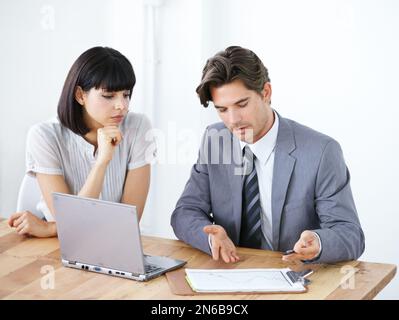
[166,268,310,295]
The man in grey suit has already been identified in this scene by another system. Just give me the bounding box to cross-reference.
[171,46,365,264]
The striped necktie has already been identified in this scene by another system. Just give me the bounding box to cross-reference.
[239,146,262,249]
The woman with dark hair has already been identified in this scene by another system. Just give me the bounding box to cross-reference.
[8,46,156,237]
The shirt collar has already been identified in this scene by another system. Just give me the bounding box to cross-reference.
[239,110,279,165]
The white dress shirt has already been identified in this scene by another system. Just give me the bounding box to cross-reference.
[239,110,279,249]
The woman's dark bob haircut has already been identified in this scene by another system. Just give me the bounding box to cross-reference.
[57,46,136,135]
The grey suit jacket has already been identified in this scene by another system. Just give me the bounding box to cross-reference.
[171,113,365,264]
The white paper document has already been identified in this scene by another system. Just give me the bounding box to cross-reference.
[185,268,307,293]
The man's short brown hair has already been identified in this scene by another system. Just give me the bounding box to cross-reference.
[196,46,270,108]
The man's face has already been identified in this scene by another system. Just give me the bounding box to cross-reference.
[210,79,273,143]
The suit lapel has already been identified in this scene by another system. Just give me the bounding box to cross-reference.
[271,116,296,250]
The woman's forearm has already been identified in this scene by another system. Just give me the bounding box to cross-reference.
[78,162,109,199]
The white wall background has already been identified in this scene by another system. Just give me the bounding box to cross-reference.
[0,0,397,299]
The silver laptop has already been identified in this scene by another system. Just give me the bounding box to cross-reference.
[52,192,186,281]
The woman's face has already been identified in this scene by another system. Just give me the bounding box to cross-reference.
[76,87,131,130]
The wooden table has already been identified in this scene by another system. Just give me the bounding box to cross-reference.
[0,219,396,300]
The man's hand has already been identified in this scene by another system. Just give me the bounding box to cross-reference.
[8,211,57,238]
[282,230,320,262]
[203,225,240,263]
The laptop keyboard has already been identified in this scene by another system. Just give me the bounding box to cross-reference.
[144,263,163,274]
[143,255,164,274]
